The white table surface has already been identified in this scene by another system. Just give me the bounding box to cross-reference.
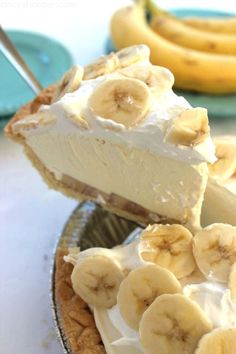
[1,1,236,353]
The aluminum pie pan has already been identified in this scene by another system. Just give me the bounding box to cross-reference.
[50,201,141,354]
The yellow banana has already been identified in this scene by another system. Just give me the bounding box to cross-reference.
[151,14,236,55]
[110,5,236,94]
[183,17,236,35]
[145,0,236,36]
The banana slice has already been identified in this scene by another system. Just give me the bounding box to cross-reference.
[193,223,236,283]
[165,107,210,147]
[139,294,212,354]
[209,136,236,180]
[116,44,150,68]
[12,110,56,134]
[83,52,119,80]
[195,327,236,354]
[71,255,125,308]
[83,45,149,80]
[62,101,89,130]
[52,65,84,102]
[120,65,174,96]
[229,262,236,300]
[139,224,195,279]
[117,264,181,330]
[89,78,151,128]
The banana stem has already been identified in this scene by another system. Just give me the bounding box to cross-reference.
[145,0,173,19]
[134,0,146,8]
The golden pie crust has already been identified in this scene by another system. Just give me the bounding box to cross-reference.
[55,248,106,354]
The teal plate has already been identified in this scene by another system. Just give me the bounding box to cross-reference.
[106,8,236,119]
[0,31,73,116]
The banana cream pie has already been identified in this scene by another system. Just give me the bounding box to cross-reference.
[56,222,236,354]
[5,45,216,230]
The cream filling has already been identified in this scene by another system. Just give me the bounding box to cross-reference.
[26,130,208,227]
[183,282,236,328]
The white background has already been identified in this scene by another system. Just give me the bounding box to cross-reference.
[1,1,236,354]
[1,0,236,65]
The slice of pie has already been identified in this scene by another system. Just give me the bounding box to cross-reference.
[5,45,216,230]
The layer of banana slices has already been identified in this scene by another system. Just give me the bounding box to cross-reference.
[64,222,236,354]
[50,44,210,147]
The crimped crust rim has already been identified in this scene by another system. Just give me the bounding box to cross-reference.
[55,248,106,354]
[4,84,56,141]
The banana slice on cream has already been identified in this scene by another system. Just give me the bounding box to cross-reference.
[117,264,181,330]
[195,327,236,354]
[139,224,196,279]
[116,45,150,68]
[165,107,210,147]
[209,136,236,180]
[52,65,84,102]
[89,78,151,128]
[193,223,236,283]
[71,254,125,308]
[120,65,174,96]
[139,294,212,354]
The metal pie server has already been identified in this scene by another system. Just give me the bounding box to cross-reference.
[0,25,43,95]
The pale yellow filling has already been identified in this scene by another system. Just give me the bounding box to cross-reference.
[27,132,208,229]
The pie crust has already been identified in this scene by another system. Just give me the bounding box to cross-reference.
[55,248,105,354]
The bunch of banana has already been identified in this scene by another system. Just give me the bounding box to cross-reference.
[110,3,236,93]
[183,17,236,35]
[150,11,236,55]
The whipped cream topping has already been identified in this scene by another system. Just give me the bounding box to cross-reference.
[183,282,236,328]
[93,306,144,354]
[92,229,236,353]
[103,274,236,354]
[65,228,145,271]
[107,305,141,349]
[14,60,216,165]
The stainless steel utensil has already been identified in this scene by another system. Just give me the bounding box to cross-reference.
[0,25,43,94]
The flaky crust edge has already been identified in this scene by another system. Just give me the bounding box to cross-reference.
[55,248,106,354]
